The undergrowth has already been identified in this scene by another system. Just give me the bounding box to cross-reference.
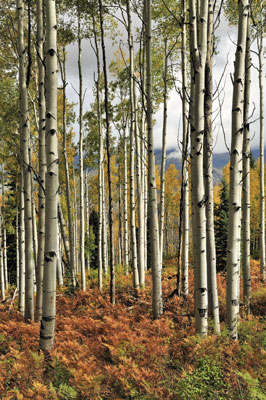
[0,259,265,399]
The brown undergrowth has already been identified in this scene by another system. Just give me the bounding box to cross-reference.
[0,260,265,399]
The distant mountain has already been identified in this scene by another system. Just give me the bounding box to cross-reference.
[154,147,263,185]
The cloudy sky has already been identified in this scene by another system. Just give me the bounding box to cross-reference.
[64,9,265,157]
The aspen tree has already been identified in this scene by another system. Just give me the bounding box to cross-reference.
[18,169,25,314]
[242,16,251,311]
[99,0,115,304]
[181,0,189,296]
[145,0,163,319]
[203,0,220,333]
[92,12,104,289]
[16,207,19,290]
[17,0,34,321]
[257,1,265,282]
[40,0,58,351]
[78,14,86,290]
[0,202,5,301]
[58,201,71,268]
[226,0,249,340]
[126,0,139,289]
[60,46,76,287]
[123,133,129,275]
[189,0,209,335]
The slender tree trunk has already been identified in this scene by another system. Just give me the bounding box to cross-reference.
[1,173,8,291]
[85,171,90,270]
[0,204,5,301]
[126,0,139,288]
[189,0,208,335]
[78,17,86,290]
[102,171,108,275]
[36,0,46,319]
[226,0,249,340]
[159,39,168,271]
[40,0,58,351]
[123,133,129,275]
[242,16,251,312]
[57,222,63,286]
[258,21,265,282]
[203,0,220,333]
[99,0,115,304]
[19,168,25,314]
[61,47,76,287]
[118,164,123,266]
[17,0,34,321]
[145,0,163,319]
[181,0,189,296]
[16,206,20,290]
[58,201,71,268]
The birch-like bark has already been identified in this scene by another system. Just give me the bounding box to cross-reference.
[61,47,76,286]
[99,0,115,303]
[58,201,71,268]
[102,171,108,275]
[17,0,34,321]
[1,173,8,290]
[146,0,163,319]
[257,15,265,282]
[16,207,20,290]
[203,0,220,333]
[78,16,86,290]
[159,39,168,271]
[0,204,5,301]
[242,17,251,311]
[123,133,129,275]
[226,0,249,340]
[40,0,58,351]
[181,0,189,296]
[126,0,139,288]
[85,171,90,270]
[189,0,208,335]
[57,222,63,286]
[36,0,46,320]
[92,15,103,289]
[19,168,25,314]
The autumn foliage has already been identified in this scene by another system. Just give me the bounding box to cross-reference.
[0,260,265,399]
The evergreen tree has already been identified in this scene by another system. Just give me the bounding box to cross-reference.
[214,178,229,272]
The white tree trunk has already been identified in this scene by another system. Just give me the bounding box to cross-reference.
[19,168,25,314]
[203,0,220,333]
[17,0,34,321]
[146,0,163,319]
[226,0,249,340]
[242,17,251,311]
[189,0,208,335]
[36,0,46,321]
[78,18,86,290]
[123,134,129,275]
[40,0,58,351]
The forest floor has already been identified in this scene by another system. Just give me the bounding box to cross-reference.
[0,260,266,400]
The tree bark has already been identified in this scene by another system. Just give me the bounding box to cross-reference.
[40,0,58,351]
[226,0,249,340]
[203,0,220,333]
[145,0,163,319]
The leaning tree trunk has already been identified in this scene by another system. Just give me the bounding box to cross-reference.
[203,0,220,333]
[78,16,86,291]
[36,0,46,321]
[99,0,115,304]
[145,0,163,319]
[40,0,58,352]
[242,16,251,312]
[226,0,249,340]
[17,0,34,321]
[258,18,265,282]
[189,0,209,336]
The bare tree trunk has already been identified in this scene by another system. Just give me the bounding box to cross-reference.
[17,0,34,321]
[102,171,108,275]
[85,171,90,271]
[58,201,71,268]
[203,0,220,333]
[189,0,208,335]
[78,17,86,290]
[226,0,249,340]
[16,206,20,290]
[99,0,115,304]
[40,0,58,351]
[159,39,168,271]
[60,47,76,287]
[146,0,163,319]
[123,133,129,275]
[242,16,251,312]
[36,0,46,320]
[258,16,265,282]
[181,0,189,296]
[19,168,25,314]
[0,203,5,301]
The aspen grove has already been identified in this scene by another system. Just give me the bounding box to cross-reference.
[0,0,265,398]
